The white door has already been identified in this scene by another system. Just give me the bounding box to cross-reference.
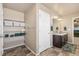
[38,9,51,53]
[0,4,3,56]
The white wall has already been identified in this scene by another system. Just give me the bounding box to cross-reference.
[3,8,24,21]
[3,8,25,50]
[24,5,37,54]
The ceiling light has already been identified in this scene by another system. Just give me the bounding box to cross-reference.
[53,16,58,19]
[58,19,63,21]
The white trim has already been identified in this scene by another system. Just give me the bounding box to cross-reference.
[72,17,75,44]
[50,16,53,47]
[25,44,36,55]
[36,4,39,54]
[3,43,24,50]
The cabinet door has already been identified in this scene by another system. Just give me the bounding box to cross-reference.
[0,3,3,56]
[63,35,68,44]
[65,35,68,42]
[62,35,65,46]
[53,35,62,48]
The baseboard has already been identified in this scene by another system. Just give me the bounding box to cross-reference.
[3,43,24,50]
[25,45,36,55]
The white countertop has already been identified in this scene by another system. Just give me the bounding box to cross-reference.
[53,32,67,36]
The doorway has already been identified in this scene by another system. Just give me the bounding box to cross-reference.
[73,17,79,46]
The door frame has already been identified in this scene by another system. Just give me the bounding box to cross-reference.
[72,16,79,44]
[0,3,3,56]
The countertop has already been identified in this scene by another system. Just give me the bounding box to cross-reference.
[53,32,67,36]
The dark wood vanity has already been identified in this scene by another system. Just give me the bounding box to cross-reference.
[53,33,68,48]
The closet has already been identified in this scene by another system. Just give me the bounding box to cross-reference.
[3,3,35,55]
[3,6,25,50]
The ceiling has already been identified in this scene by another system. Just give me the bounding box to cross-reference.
[3,3,79,16]
[43,3,79,16]
[3,3,35,12]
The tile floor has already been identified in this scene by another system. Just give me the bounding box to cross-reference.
[40,46,79,56]
[3,45,35,56]
[3,45,79,56]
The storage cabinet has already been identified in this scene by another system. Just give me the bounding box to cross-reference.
[53,34,68,48]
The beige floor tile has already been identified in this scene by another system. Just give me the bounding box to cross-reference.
[3,45,35,56]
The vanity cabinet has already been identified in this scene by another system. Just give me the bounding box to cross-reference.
[53,34,68,48]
